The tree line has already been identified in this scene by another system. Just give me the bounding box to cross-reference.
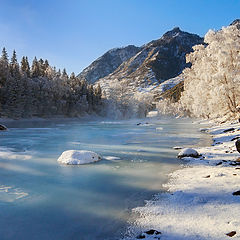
[0,48,102,118]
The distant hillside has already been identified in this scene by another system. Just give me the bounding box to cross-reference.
[106,27,203,84]
[77,27,203,99]
[77,45,141,84]
[93,27,203,98]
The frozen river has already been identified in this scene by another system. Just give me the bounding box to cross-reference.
[0,118,210,240]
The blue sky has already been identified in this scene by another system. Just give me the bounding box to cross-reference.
[0,0,239,74]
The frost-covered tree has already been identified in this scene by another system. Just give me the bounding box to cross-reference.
[38,58,45,76]
[21,56,30,77]
[102,79,154,119]
[0,47,9,87]
[179,24,240,119]
[31,57,40,78]
[9,50,20,78]
[0,48,103,118]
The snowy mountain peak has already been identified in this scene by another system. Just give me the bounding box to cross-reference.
[92,28,203,98]
[77,27,203,101]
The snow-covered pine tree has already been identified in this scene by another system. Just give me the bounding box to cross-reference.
[0,47,103,118]
[0,48,9,115]
[31,57,40,78]
[38,58,45,77]
[4,50,25,118]
[21,56,30,77]
[0,47,9,87]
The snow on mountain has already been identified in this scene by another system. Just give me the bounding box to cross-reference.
[97,27,202,95]
[77,27,203,102]
[77,45,141,84]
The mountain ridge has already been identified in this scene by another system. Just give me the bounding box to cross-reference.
[77,27,203,96]
[77,45,141,84]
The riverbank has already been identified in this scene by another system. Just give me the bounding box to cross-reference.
[124,120,240,240]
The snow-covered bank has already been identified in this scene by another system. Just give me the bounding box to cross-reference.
[124,120,240,240]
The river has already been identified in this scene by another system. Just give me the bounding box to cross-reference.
[0,117,210,240]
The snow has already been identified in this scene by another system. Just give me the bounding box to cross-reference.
[156,75,183,93]
[57,150,102,165]
[0,185,28,202]
[103,156,121,160]
[0,147,32,160]
[177,148,200,158]
[147,111,158,118]
[124,121,240,240]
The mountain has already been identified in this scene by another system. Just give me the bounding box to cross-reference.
[107,27,202,83]
[91,27,203,98]
[78,27,203,87]
[77,45,141,84]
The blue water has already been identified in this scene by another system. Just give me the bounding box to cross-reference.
[0,118,210,240]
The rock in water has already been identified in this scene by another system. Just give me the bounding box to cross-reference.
[57,150,101,165]
[145,229,161,235]
[136,229,161,239]
[236,139,240,153]
[0,124,7,131]
[232,190,240,196]
[178,148,200,158]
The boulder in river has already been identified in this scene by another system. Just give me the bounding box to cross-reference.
[57,150,101,165]
[0,124,7,131]
[232,190,240,196]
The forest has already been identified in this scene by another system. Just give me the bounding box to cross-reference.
[0,48,102,118]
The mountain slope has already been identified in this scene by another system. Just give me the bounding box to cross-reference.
[97,27,203,89]
[77,45,141,84]
[87,27,202,99]
[78,28,203,88]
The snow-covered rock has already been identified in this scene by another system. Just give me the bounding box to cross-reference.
[57,150,101,165]
[199,128,209,132]
[177,148,200,158]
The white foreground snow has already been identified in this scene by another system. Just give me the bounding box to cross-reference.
[124,121,240,240]
[57,150,101,165]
